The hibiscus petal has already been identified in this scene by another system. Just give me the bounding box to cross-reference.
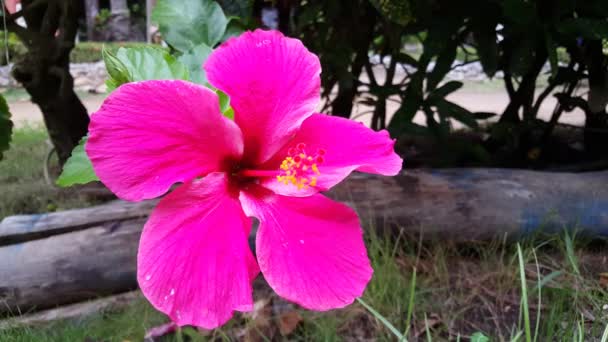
[138,173,258,329]
[204,29,321,164]
[240,186,372,310]
[260,114,403,196]
[86,80,243,201]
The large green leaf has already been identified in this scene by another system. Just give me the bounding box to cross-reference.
[216,0,253,19]
[0,94,12,160]
[152,0,229,52]
[436,99,479,129]
[388,73,423,136]
[56,136,99,187]
[221,17,246,42]
[116,47,189,83]
[545,30,558,78]
[427,81,463,103]
[471,19,499,77]
[104,46,189,91]
[176,43,234,119]
[427,40,457,91]
[178,43,213,85]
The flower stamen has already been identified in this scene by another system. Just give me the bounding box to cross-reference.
[276,143,325,190]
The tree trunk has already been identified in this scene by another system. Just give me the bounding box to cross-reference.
[84,0,99,41]
[584,40,608,157]
[8,0,90,165]
[108,0,130,41]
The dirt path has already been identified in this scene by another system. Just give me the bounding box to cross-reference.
[10,87,586,129]
[353,86,585,128]
[10,95,106,128]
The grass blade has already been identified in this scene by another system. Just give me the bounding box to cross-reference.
[600,322,608,342]
[424,313,432,342]
[517,244,532,342]
[564,232,580,276]
[402,267,417,338]
[357,298,406,341]
[533,249,541,342]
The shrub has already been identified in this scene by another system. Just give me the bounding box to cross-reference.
[70,42,162,63]
[291,0,608,167]
[0,32,26,65]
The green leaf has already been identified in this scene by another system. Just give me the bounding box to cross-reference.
[388,73,424,137]
[223,107,235,120]
[422,16,461,57]
[436,99,479,129]
[104,46,189,91]
[215,0,253,19]
[559,18,608,40]
[427,40,457,91]
[214,89,234,119]
[545,30,558,78]
[470,332,490,342]
[222,17,246,42]
[178,43,213,85]
[427,81,463,103]
[472,20,498,77]
[56,136,99,187]
[394,52,418,67]
[0,94,12,160]
[473,112,497,120]
[152,0,229,52]
[216,89,230,112]
[102,47,130,91]
[117,47,189,83]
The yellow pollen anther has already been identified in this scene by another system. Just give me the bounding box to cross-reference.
[277,143,325,190]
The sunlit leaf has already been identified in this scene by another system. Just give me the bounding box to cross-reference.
[56,136,99,187]
[152,0,229,52]
[104,46,189,91]
[178,43,213,85]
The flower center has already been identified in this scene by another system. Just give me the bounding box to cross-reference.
[276,143,325,190]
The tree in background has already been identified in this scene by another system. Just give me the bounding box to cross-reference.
[107,0,130,41]
[1,0,89,165]
[84,0,98,40]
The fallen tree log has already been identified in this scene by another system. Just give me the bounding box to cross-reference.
[0,168,607,314]
[331,169,608,239]
[0,291,141,329]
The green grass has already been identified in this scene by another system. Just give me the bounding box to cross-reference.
[0,88,100,102]
[0,39,157,65]
[1,229,608,341]
[0,126,104,219]
[0,299,166,342]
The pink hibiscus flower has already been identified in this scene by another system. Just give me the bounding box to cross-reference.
[86,29,402,329]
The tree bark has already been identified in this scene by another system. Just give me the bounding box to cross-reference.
[6,0,90,165]
[84,0,99,41]
[584,40,608,157]
[107,0,130,41]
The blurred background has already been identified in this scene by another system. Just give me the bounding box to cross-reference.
[0,1,608,341]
